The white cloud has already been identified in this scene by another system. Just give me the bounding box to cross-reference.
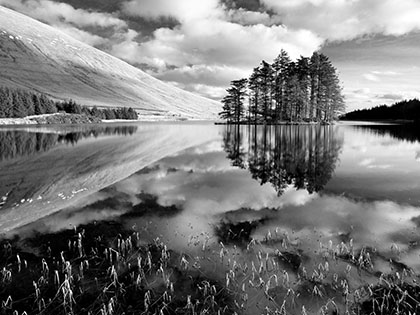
[226,8,283,26]
[186,84,227,100]
[57,25,108,46]
[111,0,324,98]
[122,0,222,22]
[363,73,380,82]
[0,0,128,45]
[372,70,400,76]
[261,0,420,41]
[0,0,127,29]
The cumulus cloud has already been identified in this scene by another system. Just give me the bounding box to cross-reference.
[0,0,128,45]
[123,0,223,22]
[112,0,323,99]
[0,0,127,29]
[261,0,420,41]
[226,8,283,26]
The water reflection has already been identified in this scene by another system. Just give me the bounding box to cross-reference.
[0,125,138,161]
[223,125,343,195]
[0,123,219,232]
[352,123,420,143]
[6,123,420,314]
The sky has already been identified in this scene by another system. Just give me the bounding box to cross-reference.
[1,0,420,112]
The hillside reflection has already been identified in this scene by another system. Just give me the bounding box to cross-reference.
[223,125,343,195]
[0,125,138,161]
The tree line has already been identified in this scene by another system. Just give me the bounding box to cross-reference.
[341,98,420,122]
[219,50,345,124]
[0,86,138,120]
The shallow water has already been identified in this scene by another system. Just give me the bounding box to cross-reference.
[2,122,420,314]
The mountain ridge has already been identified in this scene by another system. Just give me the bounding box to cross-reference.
[0,6,219,119]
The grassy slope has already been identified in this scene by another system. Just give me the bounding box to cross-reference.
[0,6,219,120]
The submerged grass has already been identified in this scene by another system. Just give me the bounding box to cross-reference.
[0,221,236,315]
[1,222,419,315]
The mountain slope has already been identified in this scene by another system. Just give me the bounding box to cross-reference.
[0,6,219,119]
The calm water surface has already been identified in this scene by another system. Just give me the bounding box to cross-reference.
[2,122,420,313]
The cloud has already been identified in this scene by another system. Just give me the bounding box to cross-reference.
[112,1,324,98]
[0,0,128,45]
[123,0,222,22]
[57,25,109,46]
[0,0,127,29]
[363,73,380,82]
[371,71,400,76]
[102,0,322,100]
[261,0,420,41]
[377,93,404,100]
[363,70,401,82]
[226,8,283,26]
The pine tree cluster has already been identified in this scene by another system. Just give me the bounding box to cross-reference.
[219,50,345,124]
[0,86,138,120]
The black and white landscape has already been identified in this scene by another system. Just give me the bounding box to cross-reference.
[1,1,420,315]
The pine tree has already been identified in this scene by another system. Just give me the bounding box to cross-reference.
[257,61,273,122]
[248,67,260,123]
[272,50,291,122]
[219,49,344,124]
[12,90,28,118]
[219,78,247,123]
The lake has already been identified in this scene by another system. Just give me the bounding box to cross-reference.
[1,122,420,314]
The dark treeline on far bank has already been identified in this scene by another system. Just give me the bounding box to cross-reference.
[219,50,345,124]
[341,98,420,122]
[0,86,138,120]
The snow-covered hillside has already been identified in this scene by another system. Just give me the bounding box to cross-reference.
[0,6,219,119]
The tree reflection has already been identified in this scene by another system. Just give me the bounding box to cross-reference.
[0,125,138,161]
[222,124,343,195]
[353,124,420,143]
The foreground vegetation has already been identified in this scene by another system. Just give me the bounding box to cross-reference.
[341,99,420,122]
[1,215,419,315]
[219,50,345,124]
[0,86,138,120]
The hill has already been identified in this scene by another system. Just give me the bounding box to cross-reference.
[0,6,219,120]
[341,99,420,122]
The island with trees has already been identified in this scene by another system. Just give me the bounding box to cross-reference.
[340,98,420,122]
[218,50,345,124]
[0,86,138,123]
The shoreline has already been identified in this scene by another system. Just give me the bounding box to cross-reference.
[0,113,216,126]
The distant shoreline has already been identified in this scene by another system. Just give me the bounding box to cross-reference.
[0,113,101,125]
[0,113,215,126]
